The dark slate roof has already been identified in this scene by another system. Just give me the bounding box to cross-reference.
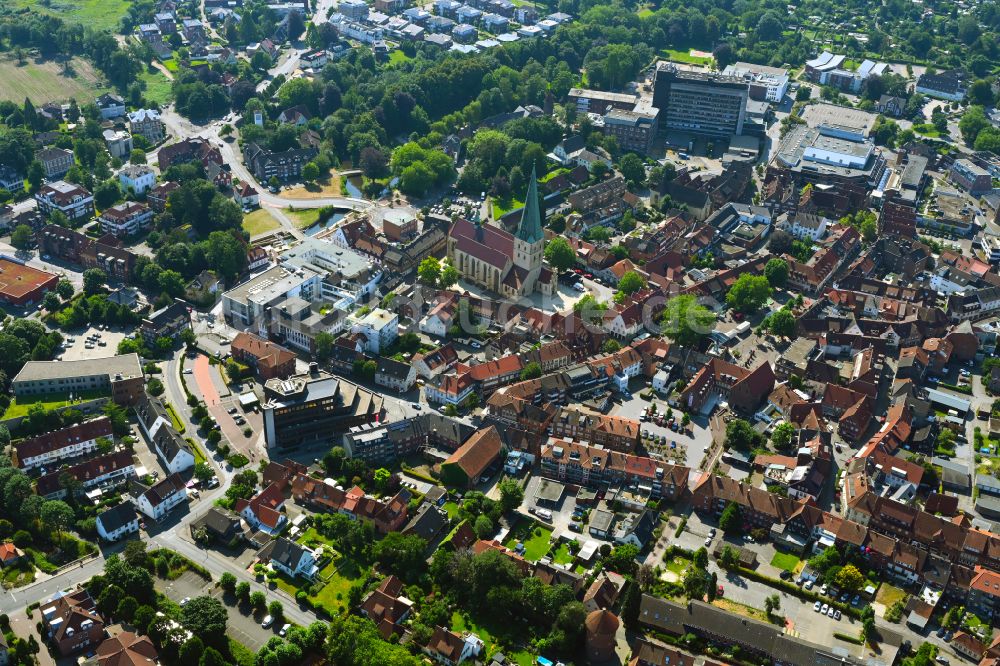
[96,502,137,533]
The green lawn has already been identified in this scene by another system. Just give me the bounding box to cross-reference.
[165,402,186,434]
[875,583,906,608]
[491,197,524,219]
[664,553,691,576]
[297,527,339,549]
[661,48,713,66]
[2,389,107,420]
[442,501,460,519]
[503,519,553,562]
[913,123,944,137]
[285,207,321,229]
[539,167,570,183]
[185,437,209,466]
[242,209,280,236]
[453,611,499,654]
[309,563,360,615]
[161,58,180,72]
[387,50,413,65]
[139,68,173,106]
[770,551,801,573]
[549,542,575,566]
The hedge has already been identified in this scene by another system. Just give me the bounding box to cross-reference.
[674,518,687,538]
[834,632,864,644]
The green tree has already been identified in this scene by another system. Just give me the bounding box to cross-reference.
[302,162,320,182]
[834,564,865,591]
[56,279,74,300]
[26,161,43,194]
[180,596,228,643]
[727,274,772,314]
[10,224,32,250]
[498,478,524,514]
[764,594,780,616]
[661,295,716,347]
[41,500,74,539]
[520,361,542,381]
[219,572,237,593]
[617,271,646,296]
[439,262,460,289]
[764,258,788,288]
[417,256,441,287]
[543,237,576,271]
[771,422,796,451]
[619,153,645,186]
[960,106,990,145]
[42,291,60,312]
[603,543,639,576]
[179,636,204,664]
[83,268,107,296]
[725,418,763,451]
[372,532,428,583]
[314,332,335,362]
[718,501,742,535]
[768,309,796,338]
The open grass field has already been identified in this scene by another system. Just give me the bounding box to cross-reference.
[242,209,280,236]
[10,0,131,30]
[0,56,109,104]
[139,68,173,106]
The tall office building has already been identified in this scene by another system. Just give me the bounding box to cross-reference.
[652,63,749,137]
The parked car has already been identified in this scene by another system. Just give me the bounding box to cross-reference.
[813,601,822,612]
[834,609,841,621]
[279,624,291,637]
[820,604,829,615]
[261,615,274,628]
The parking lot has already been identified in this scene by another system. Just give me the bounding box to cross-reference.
[518,475,620,551]
[612,388,714,469]
[158,571,282,652]
[58,325,128,361]
[658,510,904,661]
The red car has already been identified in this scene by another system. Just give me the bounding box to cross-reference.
[584,273,593,279]
[573,268,583,274]
[717,585,725,596]
[733,312,743,321]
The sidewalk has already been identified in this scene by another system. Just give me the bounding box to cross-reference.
[9,608,56,666]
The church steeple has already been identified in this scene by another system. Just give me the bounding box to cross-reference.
[515,166,544,245]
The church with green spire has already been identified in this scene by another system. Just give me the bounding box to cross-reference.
[446,167,556,298]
